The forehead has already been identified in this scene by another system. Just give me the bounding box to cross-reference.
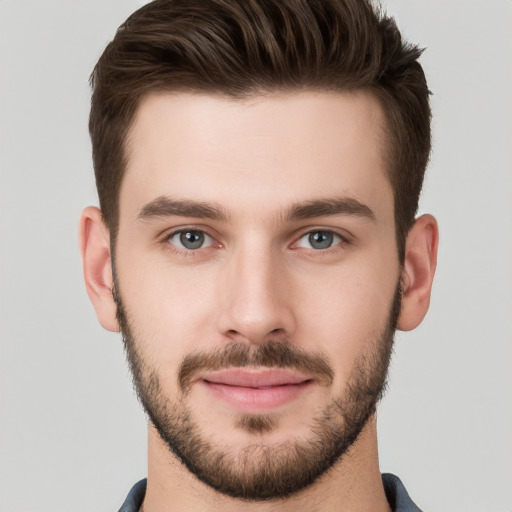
[121,90,393,224]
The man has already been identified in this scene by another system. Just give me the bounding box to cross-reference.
[79,0,438,510]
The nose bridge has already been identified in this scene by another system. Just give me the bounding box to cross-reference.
[217,236,295,343]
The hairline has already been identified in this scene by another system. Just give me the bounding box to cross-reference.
[110,84,398,252]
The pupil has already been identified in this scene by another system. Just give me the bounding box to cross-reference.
[180,231,204,249]
[309,231,333,249]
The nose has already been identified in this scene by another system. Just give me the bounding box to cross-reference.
[216,243,296,345]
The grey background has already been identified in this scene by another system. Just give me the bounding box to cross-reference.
[1,1,510,510]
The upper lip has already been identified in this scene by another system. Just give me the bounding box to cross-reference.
[200,368,311,388]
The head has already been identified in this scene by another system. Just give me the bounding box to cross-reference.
[89,0,431,261]
[81,0,437,502]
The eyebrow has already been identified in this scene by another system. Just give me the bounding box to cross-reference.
[286,197,376,222]
[138,196,227,221]
[137,195,375,223]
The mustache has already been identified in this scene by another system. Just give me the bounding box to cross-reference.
[178,341,334,392]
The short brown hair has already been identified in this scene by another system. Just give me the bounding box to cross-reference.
[89,0,431,259]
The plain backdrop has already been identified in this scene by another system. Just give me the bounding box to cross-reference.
[1,1,511,511]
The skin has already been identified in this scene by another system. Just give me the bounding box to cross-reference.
[79,90,438,512]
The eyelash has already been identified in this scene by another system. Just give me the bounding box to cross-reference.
[162,227,218,256]
[292,230,349,252]
[161,227,350,256]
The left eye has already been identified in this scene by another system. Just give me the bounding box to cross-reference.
[296,230,343,250]
[168,230,213,250]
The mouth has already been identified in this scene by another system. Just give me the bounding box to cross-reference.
[198,368,314,411]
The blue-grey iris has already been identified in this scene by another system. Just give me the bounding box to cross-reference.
[309,231,334,249]
[180,231,205,249]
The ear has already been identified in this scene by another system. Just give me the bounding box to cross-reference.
[397,214,439,331]
[78,206,119,332]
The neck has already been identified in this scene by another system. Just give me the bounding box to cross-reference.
[142,415,391,512]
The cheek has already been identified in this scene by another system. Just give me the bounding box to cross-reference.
[115,246,221,367]
[115,228,400,383]
[291,256,399,377]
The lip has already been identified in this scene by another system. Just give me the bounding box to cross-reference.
[198,368,313,412]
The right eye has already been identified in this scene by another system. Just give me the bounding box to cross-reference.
[167,230,214,250]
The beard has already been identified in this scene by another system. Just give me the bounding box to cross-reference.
[114,280,401,501]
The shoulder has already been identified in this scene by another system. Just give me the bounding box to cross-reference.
[382,473,423,512]
[118,478,147,512]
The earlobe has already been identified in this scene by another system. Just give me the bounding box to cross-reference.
[397,214,439,332]
[78,206,119,332]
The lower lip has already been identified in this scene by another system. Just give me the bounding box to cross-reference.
[201,380,312,412]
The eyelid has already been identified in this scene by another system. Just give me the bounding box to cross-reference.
[160,225,221,252]
[290,227,352,251]
[293,226,351,241]
[158,224,351,253]
[170,230,213,249]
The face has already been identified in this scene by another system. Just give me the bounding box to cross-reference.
[114,91,402,499]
